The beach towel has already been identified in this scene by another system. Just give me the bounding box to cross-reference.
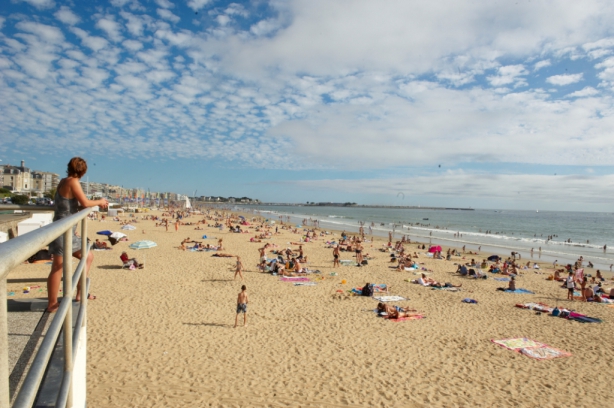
[404,266,419,271]
[385,315,425,322]
[462,298,478,303]
[494,277,511,282]
[373,296,407,302]
[516,303,553,313]
[432,287,461,292]
[492,338,571,360]
[293,282,316,286]
[504,289,535,294]
[280,277,310,282]
[567,312,602,324]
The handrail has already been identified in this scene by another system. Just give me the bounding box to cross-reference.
[0,204,54,212]
[1,206,93,408]
[0,208,90,281]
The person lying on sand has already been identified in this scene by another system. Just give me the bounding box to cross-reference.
[212,253,234,257]
[93,239,110,249]
[376,303,420,319]
[417,273,461,288]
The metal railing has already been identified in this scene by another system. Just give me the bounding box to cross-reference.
[0,205,93,408]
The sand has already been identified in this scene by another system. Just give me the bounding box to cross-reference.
[6,209,614,407]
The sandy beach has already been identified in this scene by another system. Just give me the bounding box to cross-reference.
[7,209,614,407]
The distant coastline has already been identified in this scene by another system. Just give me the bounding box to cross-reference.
[237,203,475,211]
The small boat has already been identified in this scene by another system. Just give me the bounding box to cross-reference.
[536,210,539,213]
[423,218,429,220]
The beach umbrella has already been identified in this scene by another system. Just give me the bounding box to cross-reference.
[129,240,157,268]
[488,255,500,262]
[428,245,442,253]
[129,240,157,250]
[202,235,208,239]
[109,231,128,246]
[96,230,113,236]
[238,215,245,219]
[121,224,137,230]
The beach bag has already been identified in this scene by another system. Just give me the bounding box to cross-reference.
[361,260,368,265]
[362,284,374,297]
[552,307,560,317]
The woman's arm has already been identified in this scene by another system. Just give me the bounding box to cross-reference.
[69,178,108,209]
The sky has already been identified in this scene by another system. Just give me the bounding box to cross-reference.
[1,0,614,211]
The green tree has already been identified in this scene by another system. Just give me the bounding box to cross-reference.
[0,188,11,195]
[11,195,29,205]
[44,188,56,199]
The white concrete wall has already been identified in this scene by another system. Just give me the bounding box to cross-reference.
[72,324,87,407]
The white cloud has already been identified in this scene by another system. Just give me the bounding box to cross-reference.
[17,0,55,10]
[110,0,131,7]
[582,37,614,51]
[0,16,6,30]
[122,39,143,51]
[54,6,80,25]
[546,73,583,86]
[216,15,230,26]
[487,65,527,87]
[225,4,248,17]
[71,28,109,52]
[566,87,599,98]
[157,9,180,23]
[187,0,211,12]
[96,18,123,42]
[120,12,148,37]
[15,21,65,44]
[155,0,174,8]
[250,19,281,36]
[595,57,614,82]
[291,173,614,209]
[534,60,551,71]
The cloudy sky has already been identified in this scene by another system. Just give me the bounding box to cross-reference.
[1,0,614,211]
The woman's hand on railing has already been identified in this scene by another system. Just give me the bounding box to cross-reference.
[98,198,109,209]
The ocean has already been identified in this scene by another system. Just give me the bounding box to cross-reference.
[239,205,614,270]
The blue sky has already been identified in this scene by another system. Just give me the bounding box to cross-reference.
[1,0,614,211]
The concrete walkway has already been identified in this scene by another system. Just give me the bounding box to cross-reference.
[7,298,50,403]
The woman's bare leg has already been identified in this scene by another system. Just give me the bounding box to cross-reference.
[47,255,63,312]
[74,249,94,301]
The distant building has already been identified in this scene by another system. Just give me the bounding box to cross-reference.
[31,171,59,194]
[1,160,32,193]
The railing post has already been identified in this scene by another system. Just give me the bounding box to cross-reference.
[62,230,73,407]
[80,219,87,320]
[0,280,9,408]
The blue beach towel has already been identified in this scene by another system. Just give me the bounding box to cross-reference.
[494,277,510,282]
[504,288,535,294]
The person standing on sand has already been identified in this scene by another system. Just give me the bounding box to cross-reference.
[333,245,340,267]
[235,285,248,328]
[234,256,244,281]
[566,271,575,301]
[175,220,179,232]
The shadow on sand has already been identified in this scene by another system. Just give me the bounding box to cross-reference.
[183,322,232,328]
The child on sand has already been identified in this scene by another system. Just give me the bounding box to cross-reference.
[235,285,248,328]
[234,256,244,281]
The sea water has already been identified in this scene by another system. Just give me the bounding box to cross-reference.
[242,205,614,270]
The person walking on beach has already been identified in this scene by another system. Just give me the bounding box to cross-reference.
[234,256,244,281]
[333,245,340,267]
[235,285,248,328]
